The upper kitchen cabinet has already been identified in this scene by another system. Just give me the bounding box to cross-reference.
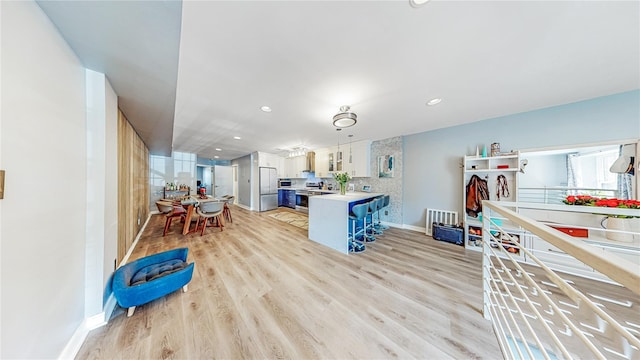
[258,152,285,177]
[317,140,371,178]
[345,140,372,177]
[314,148,330,178]
[283,155,307,178]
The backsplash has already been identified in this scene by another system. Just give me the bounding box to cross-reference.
[369,136,403,225]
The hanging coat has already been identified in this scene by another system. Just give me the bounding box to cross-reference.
[466,175,490,217]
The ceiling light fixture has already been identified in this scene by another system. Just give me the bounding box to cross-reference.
[215,148,222,151]
[214,155,220,159]
[332,105,357,128]
[288,146,308,157]
[260,105,272,112]
[427,98,442,106]
[233,136,241,140]
[409,0,430,8]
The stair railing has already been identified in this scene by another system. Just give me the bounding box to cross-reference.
[481,201,640,359]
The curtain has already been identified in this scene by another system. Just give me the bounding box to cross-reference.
[617,145,634,200]
[566,153,580,195]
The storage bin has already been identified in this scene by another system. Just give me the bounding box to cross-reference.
[432,223,464,246]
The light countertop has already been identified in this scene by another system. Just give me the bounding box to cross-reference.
[311,192,383,202]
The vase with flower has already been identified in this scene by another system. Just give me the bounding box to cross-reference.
[563,195,640,242]
[333,172,351,195]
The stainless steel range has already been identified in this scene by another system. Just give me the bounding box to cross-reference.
[295,189,311,212]
[295,182,322,212]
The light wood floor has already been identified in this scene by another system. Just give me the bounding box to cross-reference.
[76,206,501,359]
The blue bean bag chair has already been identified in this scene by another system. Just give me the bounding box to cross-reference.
[113,247,195,317]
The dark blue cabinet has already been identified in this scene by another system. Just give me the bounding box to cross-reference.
[278,189,285,207]
[286,190,296,209]
[278,189,296,209]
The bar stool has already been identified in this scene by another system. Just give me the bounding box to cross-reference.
[362,200,377,242]
[371,197,385,235]
[348,203,368,253]
[378,195,390,230]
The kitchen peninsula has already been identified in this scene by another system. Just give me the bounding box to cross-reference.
[308,192,384,254]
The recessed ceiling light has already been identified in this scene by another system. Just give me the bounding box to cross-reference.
[215,148,222,151]
[233,136,241,140]
[214,155,220,159]
[427,98,442,106]
[260,106,272,112]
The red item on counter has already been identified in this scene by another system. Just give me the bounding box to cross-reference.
[549,225,589,238]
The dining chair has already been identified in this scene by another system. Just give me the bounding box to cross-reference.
[221,195,234,223]
[196,200,224,236]
[156,201,173,214]
[157,201,186,236]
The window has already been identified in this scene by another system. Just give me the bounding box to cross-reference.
[569,148,618,192]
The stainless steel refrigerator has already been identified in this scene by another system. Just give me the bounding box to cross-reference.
[259,167,278,211]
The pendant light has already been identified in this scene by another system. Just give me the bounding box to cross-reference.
[348,134,353,164]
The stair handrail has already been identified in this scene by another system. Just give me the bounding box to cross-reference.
[482,201,639,295]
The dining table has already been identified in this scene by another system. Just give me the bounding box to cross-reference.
[163,195,224,235]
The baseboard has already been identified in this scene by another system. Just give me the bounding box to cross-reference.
[402,224,427,234]
[57,318,90,360]
[380,221,425,233]
[236,203,251,211]
[57,305,114,359]
[58,214,152,359]
[101,293,117,326]
[381,221,403,229]
[120,213,152,266]
[85,311,107,330]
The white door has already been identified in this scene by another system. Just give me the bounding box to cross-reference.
[202,166,213,194]
[214,165,233,198]
[232,164,238,204]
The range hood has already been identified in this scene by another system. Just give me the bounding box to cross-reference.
[303,151,316,172]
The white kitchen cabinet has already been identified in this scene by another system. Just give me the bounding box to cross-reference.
[323,145,340,175]
[334,146,345,173]
[284,155,306,178]
[345,140,371,177]
[283,157,293,178]
[314,147,330,178]
[324,140,371,178]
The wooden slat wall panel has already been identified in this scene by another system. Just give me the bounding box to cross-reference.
[117,110,149,263]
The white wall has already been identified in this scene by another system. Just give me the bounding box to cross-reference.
[232,154,252,208]
[85,70,106,318]
[84,70,119,321]
[104,77,118,301]
[1,1,88,358]
[403,90,640,228]
[251,152,259,211]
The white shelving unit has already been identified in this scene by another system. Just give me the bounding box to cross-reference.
[463,151,521,252]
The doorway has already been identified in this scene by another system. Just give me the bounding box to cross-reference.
[196,165,213,195]
[232,164,238,204]
[214,165,233,198]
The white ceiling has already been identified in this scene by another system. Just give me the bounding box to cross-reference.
[39,1,640,160]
